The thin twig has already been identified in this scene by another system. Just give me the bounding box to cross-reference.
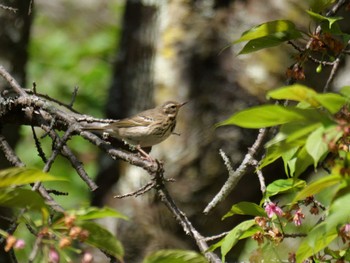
[203,231,230,242]
[250,159,266,194]
[114,181,156,198]
[23,89,81,114]
[41,126,98,191]
[28,236,42,262]
[204,128,268,214]
[31,125,48,163]
[32,126,74,191]
[323,56,342,92]
[0,65,27,97]
[287,41,334,66]
[0,134,25,167]
[153,167,221,263]
[69,86,79,109]
[0,4,17,12]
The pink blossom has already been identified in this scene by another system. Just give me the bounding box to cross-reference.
[49,248,60,263]
[344,223,350,233]
[293,209,305,226]
[265,202,283,218]
[81,251,93,263]
[14,239,25,250]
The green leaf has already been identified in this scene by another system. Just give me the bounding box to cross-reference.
[282,122,323,144]
[292,146,315,177]
[267,84,318,105]
[306,10,343,29]
[259,143,299,170]
[296,192,350,262]
[234,20,301,43]
[238,35,289,54]
[282,146,300,177]
[296,222,338,262]
[220,220,256,262]
[339,86,350,98]
[73,207,128,221]
[293,174,343,202]
[305,126,329,167]
[313,93,348,113]
[0,167,66,188]
[218,105,307,128]
[0,188,47,211]
[143,250,207,263]
[78,221,124,260]
[265,178,306,198]
[222,202,266,219]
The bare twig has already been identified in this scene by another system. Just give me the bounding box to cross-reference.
[203,231,230,242]
[23,89,81,114]
[287,41,334,66]
[40,126,98,191]
[0,65,27,97]
[31,125,48,163]
[69,86,79,109]
[0,134,25,167]
[250,159,266,194]
[0,4,17,12]
[204,128,268,214]
[323,56,342,92]
[114,181,156,198]
[153,166,221,263]
[28,236,42,262]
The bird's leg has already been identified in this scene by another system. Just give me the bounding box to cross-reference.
[136,145,154,162]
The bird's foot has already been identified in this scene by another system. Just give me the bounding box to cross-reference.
[136,145,154,162]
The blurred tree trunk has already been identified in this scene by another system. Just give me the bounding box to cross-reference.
[91,0,159,208]
[0,0,33,261]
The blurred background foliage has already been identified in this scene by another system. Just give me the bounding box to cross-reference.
[16,0,124,207]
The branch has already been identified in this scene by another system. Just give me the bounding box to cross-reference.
[204,128,268,214]
[0,134,24,167]
[153,165,221,263]
[0,65,27,97]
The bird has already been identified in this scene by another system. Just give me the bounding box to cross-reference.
[82,101,187,159]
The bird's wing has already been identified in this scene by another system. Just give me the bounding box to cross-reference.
[111,114,154,128]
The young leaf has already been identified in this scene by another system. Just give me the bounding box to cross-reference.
[267,84,318,106]
[217,105,307,128]
[265,178,306,198]
[282,122,322,144]
[78,221,124,260]
[73,207,128,221]
[0,167,66,188]
[339,86,350,97]
[293,174,342,202]
[238,35,289,54]
[220,220,256,262]
[306,10,343,29]
[292,146,315,177]
[0,188,48,211]
[222,202,266,219]
[313,93,348,113]
[143,250,207,263]
[305,126,328,166]
[259,143,299,170]
[296,221,338,262]
[234,20,301,43]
